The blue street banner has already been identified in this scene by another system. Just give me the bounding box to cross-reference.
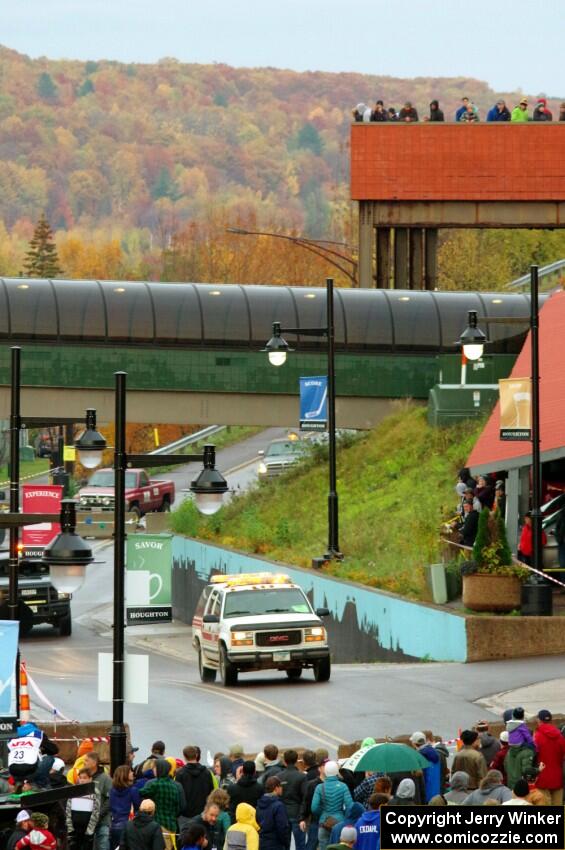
[299,376,328,431]
[0,620,19,718]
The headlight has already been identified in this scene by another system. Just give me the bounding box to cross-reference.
[305,626,325,642]
[232,631,254,647]
[79,497,87,504]
[258,462,267,475]
[58,593,70,599]
[102,497,111,506]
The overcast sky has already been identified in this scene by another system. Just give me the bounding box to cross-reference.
[3,0,564,96]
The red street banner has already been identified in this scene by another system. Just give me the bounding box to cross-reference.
[22,484,63,558]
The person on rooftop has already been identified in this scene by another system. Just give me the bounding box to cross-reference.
[370,101,388,122]
[460,103,480,123]
[398,102,419,122]
[428,101,444,122]
[487,100,511,121]
[533,98,553,121]
[455,97,470,121]
[511,98,530,122]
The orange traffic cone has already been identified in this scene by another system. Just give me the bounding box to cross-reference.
[20,661,30,721]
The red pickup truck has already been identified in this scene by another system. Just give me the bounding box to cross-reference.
[78,468,175,518]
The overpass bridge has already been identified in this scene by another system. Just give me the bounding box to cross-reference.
[0,278,536,427]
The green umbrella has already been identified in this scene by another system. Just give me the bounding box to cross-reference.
[342,743,430,774]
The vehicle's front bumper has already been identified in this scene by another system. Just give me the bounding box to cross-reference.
[25,599,70,624]
[227,646,329,669]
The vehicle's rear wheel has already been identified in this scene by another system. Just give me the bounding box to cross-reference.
[58,612,72,637]
[159,497,171,512]
[286,668,302,681]
[197,643,216,683]
[313,656,331,683]
[219,644,238,687]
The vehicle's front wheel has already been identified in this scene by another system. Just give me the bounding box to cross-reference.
[197,643,216,683]
[286,668,302,680]
[58,612,72,637]
[129,503,142,521]
[219,644,238,687]
[313,656,331,682]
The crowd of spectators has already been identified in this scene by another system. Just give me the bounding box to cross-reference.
[4,715,565,850]
[352,96,565,123]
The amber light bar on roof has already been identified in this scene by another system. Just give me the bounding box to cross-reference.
[210,572,291,586]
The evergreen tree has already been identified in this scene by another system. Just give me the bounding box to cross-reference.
[23,214,64,278]
[472,508,491,565]
[495,508,513,566]
[77,78,94,97]
[37,72,58,100]
[296,122,323,155]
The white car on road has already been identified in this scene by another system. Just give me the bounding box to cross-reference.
[192,573,331,686]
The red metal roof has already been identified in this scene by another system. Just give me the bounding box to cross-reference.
[467,289,565,472]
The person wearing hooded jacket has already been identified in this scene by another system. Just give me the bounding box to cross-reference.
[227,762,264,822]
[409,733,440,803]
[443,772,470,805]
[429,101,444,121]
[225,803,260,850]
[476,722,501,766]
[461,770,512,805]
[312,762,352,850]
[256,776,291,850]
[352,105,371,123]
[489,733,510,785]
[177,746,216,818]
[533,99,553,121]
[119,799,165,850]
[534,709,565,805]
[487,101,511,121]
[388,779,415,806]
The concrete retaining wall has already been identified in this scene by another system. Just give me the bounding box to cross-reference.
[171,535,468,663]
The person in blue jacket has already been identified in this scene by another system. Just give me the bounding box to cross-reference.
[354,794,389,850]
[487,100,511,121]
[256,776,291,850]
[455,97,470,121]
[409,732,441,802]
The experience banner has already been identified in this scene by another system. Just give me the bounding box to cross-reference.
[22,484,63,559]
[125,533,173,625]
[499,377,532,441]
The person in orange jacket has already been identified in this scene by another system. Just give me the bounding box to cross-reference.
[517,512,547,567]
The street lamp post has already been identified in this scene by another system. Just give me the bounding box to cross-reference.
[262,278,342,563]
[226,226,358,286]
[110,371,229,773]
[4,345,104,720]
[7,346,106,623]
[458,265,543,574]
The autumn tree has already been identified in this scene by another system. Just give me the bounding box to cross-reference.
[23,214,64,278]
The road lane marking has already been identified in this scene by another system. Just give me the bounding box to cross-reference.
[164,678,343,750]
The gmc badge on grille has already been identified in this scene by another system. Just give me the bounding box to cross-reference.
[269,635,289,642]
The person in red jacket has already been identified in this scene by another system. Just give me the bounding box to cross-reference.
[518,512,547,566]
[534,709,565,805]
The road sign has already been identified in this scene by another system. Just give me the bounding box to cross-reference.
[299,376,327,431]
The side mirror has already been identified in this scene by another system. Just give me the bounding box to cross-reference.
[316,607,330,617]
[258,450,265,457]
[203,613,220,624]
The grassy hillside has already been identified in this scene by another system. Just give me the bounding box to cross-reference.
[171,403,484,599]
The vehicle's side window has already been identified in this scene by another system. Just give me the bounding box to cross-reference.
[139,472,149,487]
[205,590,219,617]
[194,586,211,619]
[210,593,222,617]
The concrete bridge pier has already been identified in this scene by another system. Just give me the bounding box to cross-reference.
[393,227,409,289]
[424,228,438,291]
[376,226,391,288]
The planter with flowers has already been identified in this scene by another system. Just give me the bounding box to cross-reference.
[462,508,528,612]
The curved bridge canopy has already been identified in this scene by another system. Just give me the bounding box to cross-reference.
[0,279,540,427]
[0,278,534,353]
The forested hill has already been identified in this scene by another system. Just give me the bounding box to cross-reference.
[0,44,555,240]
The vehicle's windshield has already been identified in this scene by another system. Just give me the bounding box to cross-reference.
[266,441,302,458]
[87,471,138,488]
[223,588,312,618]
